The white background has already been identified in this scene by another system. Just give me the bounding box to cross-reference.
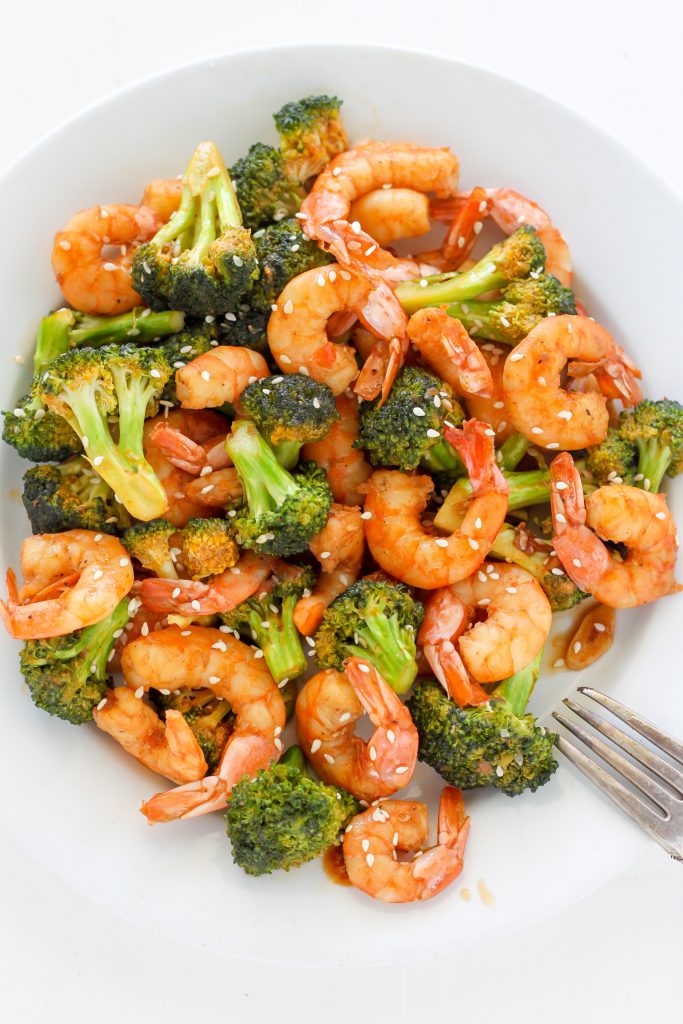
[2,1,682,1020]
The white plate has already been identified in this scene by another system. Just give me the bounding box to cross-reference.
[0,44,680,967]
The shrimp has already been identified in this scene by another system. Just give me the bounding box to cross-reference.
[343,787,470,903]
[502,315,642,450]
[175,346,269,409]
[52,203,160,315]
[550,453,678,607]
[141,179,183,222]
[407,308,492,398]
[348,188,431,248]
[141,551,275,617]
[295,659,419,804]
[267,265,370,394]
[93,686,208,785]
[363,419,509,588]
[438,185,490,269]
[464,343,516,442]
[0,530,133,640]
[417,589,489,706]
[120,625,285,822]
[149,419,231,476]
[302,393,372,505]
[422,564,552,687]
[294,504,365,636]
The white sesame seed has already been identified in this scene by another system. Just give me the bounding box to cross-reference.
[573,641,582,655]
[531,426,544,435]
[553,658,566,668]
[655,511,666,520]
[283,300,294,315]
[82,436,90,448]
[555,512,567,524]
[557,410,573,420]
[361,838,370,852]
[323,753,335,765]
[412,407,426,418]
[495,766,504,777]
[551,567,565,576]
[368,745,377,762]
[310,739,322,754]
[468,538,480,550]
[209,675,221,684]
[509,352,524,362]
[475,517,482,529]
[594,622,606,633]
[134,686,145,699]
[102,262,118,272]
[546,442,560,449]
[200,370,211,383]
[360,510,373,520]
[92,569,103,581]
[181,629,192,637]
[395,765,409,775]
[191,600,201,611]
[254,650,264,659]
[96,698,107,711]
[357,662,370,673]
[537,376,547,387]
[365,853,375,868]
[572,558,582,568]
[59,239,71,251]
[435,538,449,548]
[505,586,517,594]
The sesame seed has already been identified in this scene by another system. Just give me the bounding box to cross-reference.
[209,675,221,684]
[200,484,215,495]
[283,299,294,315]
[509,352,524,362]
[537,376,547,387]
[551,567,565,576]
[200,370,211,383]
[134,686,144,699]
[360,510,373,520]
[311,739,322,754]
[339,711,352,723]
[323,753,335,765]
[256,533,274,544]
[233,255,243,267]
[102,262,118,272]
[435,538,449,548]
[92,569,103,581]
[555,481,568,491]
[475,517,482,529]
[555,512,567,524]
[357,663,370,673]
[368,745,377,761]
[305,636,316,648]
[191,600,201,611]
[365,853,375,868]
[553,657,565,668]
[495,766,504,777]
[59,239,71,251]
[412,407,426,417]
[361,838,370,852]
[594,622,606,633]
[655,511,666,520]
[395,765,409,774]
[573,641,582,655]
[96,698,107,711]
[557,410,573,420]
[531,426,544,435]
[505,586,517,594]
[572,558,582,567]
[468,538,480,550]
[546,442,560,449]
[298,365,310,376]
[82,436,90,448]
[181,629,192,636]
[254,650,264,659]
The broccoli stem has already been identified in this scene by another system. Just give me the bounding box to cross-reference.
[435,468,551,534]
[34,310,72,374]
[249,595,307,684]
[491,650,542,717]
[396,267,509,313]
[55,597,130,687]
[445,300,516,345]
[271,440,302,470]
[196,700,232,731]
[420,438,464,476]
[498,433,529,472]
[280,744,307,772]
[346,614,418,695]
[635,438,672,493]
[226,420,299,516]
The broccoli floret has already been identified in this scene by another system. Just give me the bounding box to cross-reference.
[490,523,588,612]
[123,518,177,579]
[35,345,172,521]
[273,94,348,185]
[443,275,576,346]
[2,392,81,462]
[19,598,129,724]
[132,141,258,316]
[239,373,339,468]
[314,578,423,695]
[358,366,465,474]
[225,419,331,557]
[222,305,270,355]
[221,564,315,683]
[407,654,558,796]
[395,226,546,313]
[226,759,359,875]
[22,457,129,535]
[230,143,305,232]
[180,518,237,579]
[585,427,637,487]
[153,689,232,773]
[251,218,333,306]
[617,399,683,493]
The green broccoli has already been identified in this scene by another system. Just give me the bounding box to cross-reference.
[274,94,348,185]
[225,419,331,557]
[223,305,270,355]
[442,275,576,346]
[395,226,546,313]
[179,518,237,579]
[595,399,683,493]
[497,432,531,472]
[22,457,129,535]
[226,756,359,875]
[435,466,553,530]
[221,564,315,684]
[153,689,232,773]
[251,218,333,307]
[489,523,588,612]
[407,653,558,796]
[358,365,465,474]
[230,143,305,231]
[585,427,637,488]
[35,345,172,521]
[19,598,129,724]
[314,578,424,695]
[239,373,339,468]
[122,519,178,578]
[2,392,81,462]
[132,141,258,316]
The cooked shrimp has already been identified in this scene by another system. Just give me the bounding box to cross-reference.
[348,188,431,247]
[141,551,275,617]
[302,393,372,504]
[52,203,160,315]
[294,504,365,635]
[93,686,208,784]
[0,530,133,640]
[184,468,243,507]
[407,308,492,398]
[268,265,370,394]
[464,344,516,441]
[109,595,168,673]
[343,787,469,903]
[295,659,419,803]
[363,420,509,588]
[550,453,678,607]
[175,346,269,409]
[141,179,183,222]
[418,589,489,706]
[438,185,490,269]
[502,315,642,450]
[149,419,231,476]
[120,625,285,822]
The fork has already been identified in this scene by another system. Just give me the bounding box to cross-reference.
[551,687,683,860]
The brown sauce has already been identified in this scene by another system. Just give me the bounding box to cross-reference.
[323,844,351,887]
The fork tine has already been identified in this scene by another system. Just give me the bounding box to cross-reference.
[579,687,683,766]
[563,697,683,797]
[553,735,682,859]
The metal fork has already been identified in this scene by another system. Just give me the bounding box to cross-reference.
[552,687,683,860]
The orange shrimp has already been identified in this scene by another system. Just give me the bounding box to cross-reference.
[294,504,365,636]
[302,393,372,506]
[140,551,276,617]
[407,308,492,398]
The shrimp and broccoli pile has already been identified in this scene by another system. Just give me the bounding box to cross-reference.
[1,94,680,905]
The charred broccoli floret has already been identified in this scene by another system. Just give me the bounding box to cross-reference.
[251,218,333,306]
[223,305,270,355]
[226,753,359,875]
[395,226,546,313]
[225,419,331,557]
[132,141,258,316]
[442,275,576,345]
[239,373,339,468]
[123,518,177,578]
[314,578,424,695]
[179,518,237,579]
[153,689,232,773]
[274,94,348,185]
[230,143,305,231]
[358,365,465,474]
[407,654,558,796]
[22,458,129,535]
[3,392,81,462]
[19,598,129,724]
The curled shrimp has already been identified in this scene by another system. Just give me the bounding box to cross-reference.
[141,551,275,617]
[52,203,160,315]
[464,344,516,442]
[343,787,469,903]
[407,308,492,398]
[120,625,285,823]
[348,188,431,248]
[550,453,678,607]
[176,346,269,409]
[363,420,509,588]
[149,419,231,476]
[0,530,133,640]
[294,504,365,636]
[93,686,208,784]
[502,315,642,450]
[422,564,552,689]
[295,658,419,804]
[417,589,489,706]
[141,179,183,223]
[301,393,372,505]
[268,265,370,394]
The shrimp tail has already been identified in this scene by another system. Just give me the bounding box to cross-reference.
[141,775,225,823]
[444,419,509,496]
[442,186,490,265]
[149,421,208,475]
[550,453,610,591]
[423,641,490,707]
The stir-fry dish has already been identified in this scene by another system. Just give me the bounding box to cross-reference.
[2,95,681,905]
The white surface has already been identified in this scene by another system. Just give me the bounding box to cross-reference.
[2,4,683,1020]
